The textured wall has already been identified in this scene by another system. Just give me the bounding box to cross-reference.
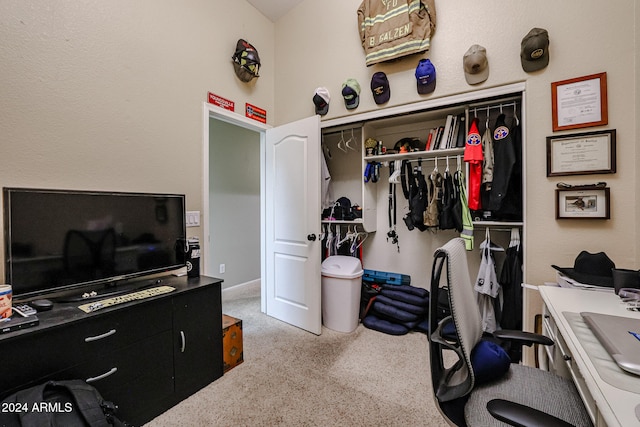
[0,0,275,280]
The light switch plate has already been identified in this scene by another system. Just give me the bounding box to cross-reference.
[186,211,200,227]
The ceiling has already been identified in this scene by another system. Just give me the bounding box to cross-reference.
[246,0,304,22]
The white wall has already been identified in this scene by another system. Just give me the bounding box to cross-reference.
[0,0,275,280]
[275,0,638,289]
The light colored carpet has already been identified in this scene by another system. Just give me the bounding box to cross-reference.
[146,283,449,426]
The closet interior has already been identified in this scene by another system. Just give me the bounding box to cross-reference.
[320,86,526,340]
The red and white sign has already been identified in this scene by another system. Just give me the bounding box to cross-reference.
[245,103,267,124]
[208,92,235,112]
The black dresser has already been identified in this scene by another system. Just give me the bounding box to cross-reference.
[0,275,223,426]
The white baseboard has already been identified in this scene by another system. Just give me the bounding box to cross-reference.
[221,278,261,301]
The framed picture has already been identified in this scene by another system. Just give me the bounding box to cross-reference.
[551,72,608,132]
[556,186,610,219]
[546,129,616,176]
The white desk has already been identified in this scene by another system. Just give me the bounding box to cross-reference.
[539,286,640,427]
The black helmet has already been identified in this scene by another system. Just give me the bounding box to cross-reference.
[232,39,261,82]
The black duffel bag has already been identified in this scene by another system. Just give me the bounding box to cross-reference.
[0,379,128,427]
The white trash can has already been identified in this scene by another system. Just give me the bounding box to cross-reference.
[321,256,364,333]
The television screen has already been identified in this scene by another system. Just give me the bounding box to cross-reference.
[3,188,186,298]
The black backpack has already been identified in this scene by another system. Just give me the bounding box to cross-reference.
[0,380,128,427]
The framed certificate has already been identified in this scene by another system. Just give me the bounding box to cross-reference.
[556,186,610,219]
[546,130,616,176]
[551,72,608,132]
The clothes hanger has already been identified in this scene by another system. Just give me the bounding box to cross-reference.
[510,227,521,250]
[351,228,368,253]
[486,106,490,130]
[480,228,504,252]
[389,160,402,183]
[346,128,358,151]
[337,131,348,153]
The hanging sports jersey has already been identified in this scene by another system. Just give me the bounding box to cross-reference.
[463,118,483,210]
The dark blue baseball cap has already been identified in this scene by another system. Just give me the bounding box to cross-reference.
[370,72,390,105]
[415,59,436,94]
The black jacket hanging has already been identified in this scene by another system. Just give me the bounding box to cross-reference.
[439,171,457,230]
[499,242,523,362]
[488,114,516,211]
[452,170,464,232]
[402,161,428,232]
[495,117,522,220]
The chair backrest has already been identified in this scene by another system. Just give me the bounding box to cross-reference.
[429,238,483,405]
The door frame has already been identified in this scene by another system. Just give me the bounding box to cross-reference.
[202,103,270,312]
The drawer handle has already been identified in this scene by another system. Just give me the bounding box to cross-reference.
[86,367,118,383]
[180,331,186,353]
[85,329,117,342]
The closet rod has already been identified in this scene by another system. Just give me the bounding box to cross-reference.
[473,226,522,232]
[395,154,463,164]
[472,102,518,116]
[322,124,364,136]
[467,95,521,110]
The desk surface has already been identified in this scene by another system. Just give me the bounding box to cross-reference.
[539,286,640,427]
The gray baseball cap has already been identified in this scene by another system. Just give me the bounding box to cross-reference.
[463,45,489,85]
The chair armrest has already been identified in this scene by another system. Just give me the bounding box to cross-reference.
[487,399,575,427]
[492,329,554,347]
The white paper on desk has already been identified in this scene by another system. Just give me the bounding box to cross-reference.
[556,272,613,292]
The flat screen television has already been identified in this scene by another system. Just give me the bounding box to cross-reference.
[3,187,186,300]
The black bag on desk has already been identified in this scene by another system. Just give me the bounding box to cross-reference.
[0,379,128,427]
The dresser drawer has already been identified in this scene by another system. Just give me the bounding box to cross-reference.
[62,330,174,424]
[70,298,172,356]
[0,299,172,397]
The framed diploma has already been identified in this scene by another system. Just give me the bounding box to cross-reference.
[551,72,608,132]
[546,130,616,176]
[556,186,610,219]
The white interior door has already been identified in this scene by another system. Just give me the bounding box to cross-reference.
[264,115,322,334]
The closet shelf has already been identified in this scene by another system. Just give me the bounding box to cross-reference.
[322,219,363,225]
[364,147,464,162]
[472,221,523,228]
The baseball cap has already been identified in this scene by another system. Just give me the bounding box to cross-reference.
[370,72,390,105]
[463,45,489,85]
[313,87,330,116]
[521,28,549,72]
[415,59,436,94]
[342,79,361,110]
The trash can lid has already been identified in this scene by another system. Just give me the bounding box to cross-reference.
[321,256,364,279]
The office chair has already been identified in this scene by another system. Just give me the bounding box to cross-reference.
[428,238,593,427]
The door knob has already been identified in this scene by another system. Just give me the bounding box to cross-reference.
[307,234,317,241]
